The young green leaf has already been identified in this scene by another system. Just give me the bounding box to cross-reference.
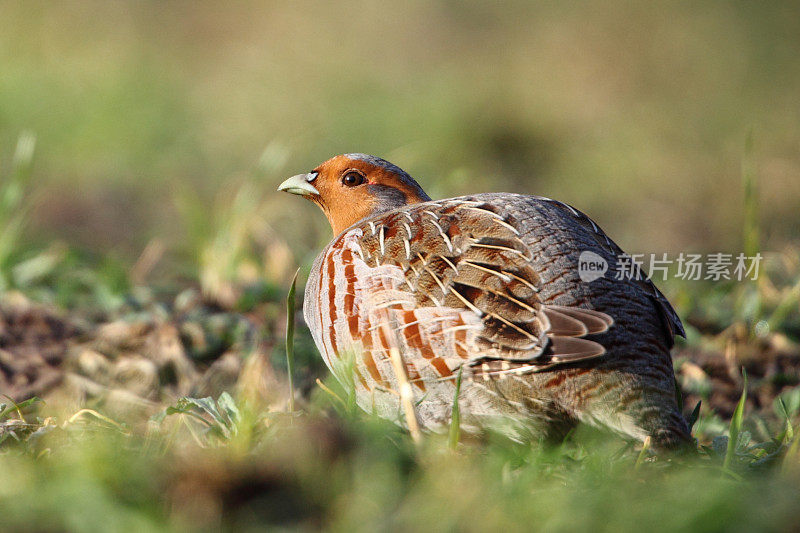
[217,392,241,428]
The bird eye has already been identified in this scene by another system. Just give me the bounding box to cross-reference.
[342,171,366,187]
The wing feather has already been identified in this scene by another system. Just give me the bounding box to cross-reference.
[342,199,614,385]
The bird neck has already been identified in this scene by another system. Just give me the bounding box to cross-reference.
[326,185,431,236]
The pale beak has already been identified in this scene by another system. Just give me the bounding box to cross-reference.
[277,173,319,196]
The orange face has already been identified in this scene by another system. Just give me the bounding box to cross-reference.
[278,154,431,235]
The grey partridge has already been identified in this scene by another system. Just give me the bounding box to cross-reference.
[279,153,691,448]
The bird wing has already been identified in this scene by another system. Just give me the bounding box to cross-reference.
[305,197,614,389]
[531,195,685,344]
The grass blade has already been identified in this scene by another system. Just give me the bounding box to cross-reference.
[688,401,702,432]
[66,409,128,433]
[635,436,652,471]
[286,268,300,413]
[315,378,347,410]
[448,366,464,450]
[724,368,748,471]
[0,396,42,422]
[767,277,800,333]
[783,429,800,474]
[377,315,422,446]
[741,130,759,259]
[0,132,36,288]
[777,398,794,444]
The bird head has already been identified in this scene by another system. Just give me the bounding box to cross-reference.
[278,153,431,235]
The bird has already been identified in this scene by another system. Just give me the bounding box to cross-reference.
[278,153,691,448]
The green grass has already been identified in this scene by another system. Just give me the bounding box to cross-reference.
[3,380,800,532]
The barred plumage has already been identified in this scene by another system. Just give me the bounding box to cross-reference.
[281,155,691,447]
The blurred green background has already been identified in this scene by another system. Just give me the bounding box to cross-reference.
[2,0,799,271]
[3,5,800,531]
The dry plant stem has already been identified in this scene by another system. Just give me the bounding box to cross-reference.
[377,314,422,445]
[315,378,348,409]
[635,436,652,470]
[130,238,165,285]
[66,409,128,432]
